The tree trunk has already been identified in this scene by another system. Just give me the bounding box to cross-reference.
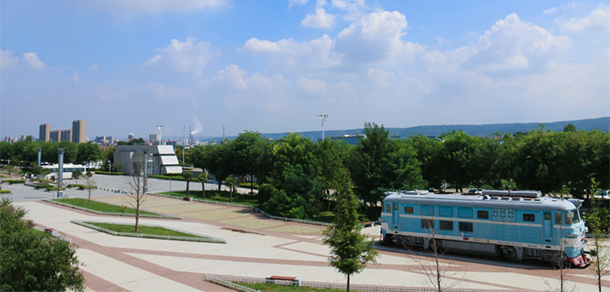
[186,181,190,198]
[347,274,350,292]
[230,187,233,203]
[201,183,206,199]
[135,208,140,232]
[218,180,221,191]
[250,174,254,194]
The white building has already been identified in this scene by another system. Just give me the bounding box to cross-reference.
[41,163,88,180]
[114,145,182,175]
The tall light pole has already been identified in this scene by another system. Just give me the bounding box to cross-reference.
[37,148,42,167]
[108,160,112,173]
[318,114,329,140]
[156,125,164,145]
[143,149,149,194]
[57,148,65,198]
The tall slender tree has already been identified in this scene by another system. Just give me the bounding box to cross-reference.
[182,171,193,199]
[198,172,209,199]
[323,168,378,292]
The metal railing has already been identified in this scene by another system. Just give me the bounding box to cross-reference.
[46,199,182,219]
[202,274,535,292]
[71,220,226,243]
[204,274,261,292]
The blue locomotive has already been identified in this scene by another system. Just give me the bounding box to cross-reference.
[379,190,589,267]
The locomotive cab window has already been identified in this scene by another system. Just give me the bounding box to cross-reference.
[555,212,562,224]
[393,204,398,210]
[404,206,414,214]
[544,212,551,220]
[523,214,535,222]
[386,204,391,213]
[566,210,581,224]
[477,210,489,219]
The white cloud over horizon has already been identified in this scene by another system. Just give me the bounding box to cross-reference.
[23,52,46,70]
[145,37,216,76]
[561,5,610,33]
[301,8,336,29]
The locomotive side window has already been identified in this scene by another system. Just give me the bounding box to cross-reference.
[394,204,398,210]
[523,214,535,222]
[421,219,434,229]
[404,206,414,214]
[459,222,473,232]
[458,207,473,218]
[477,210,489,219]
[555,212,562,224]
[421,205,434,216]
[439,206,453,217]
[440,220,453,230]
[544,212,551,220]
[386,203,391,213]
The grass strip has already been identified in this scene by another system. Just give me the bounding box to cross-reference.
[241,283,343,292]
[72,220,225,243]
[160,190,259,207]
[52,198,159,216]
[86,222,202,238]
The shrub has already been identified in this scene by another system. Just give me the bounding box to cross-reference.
[94,171,125,175]
[239,182,259,189]
[0,190,11,194]
[4,180,26,184]
[77,185,97,190]
[149,175,185,181]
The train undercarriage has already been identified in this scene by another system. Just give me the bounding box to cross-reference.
[383,233,585,267]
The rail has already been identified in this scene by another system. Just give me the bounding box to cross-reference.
[202,274,530,292]
[204,274,261,292]
[71,220,226,243]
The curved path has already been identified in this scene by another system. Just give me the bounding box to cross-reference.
[16,193,609,292]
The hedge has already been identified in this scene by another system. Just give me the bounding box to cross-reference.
[239,182,259,189]
[0,190,11,194]
[149,175,186,181]
[3,180,26,184]
[94,171,125,175]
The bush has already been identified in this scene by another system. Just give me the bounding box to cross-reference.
[67,184,85,189]
[239,182,259,189]
[94,171,125,175]
[149,175,185,181]
[4,180,26,184]
[32,178,53,183]
[35,184,52,189]
[77,185,97,190]
[0,190,11,194]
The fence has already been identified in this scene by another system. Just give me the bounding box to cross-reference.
[202,274,533,292]
[71,220,226,243]
[204,274,261,292]
[46,199,181,219]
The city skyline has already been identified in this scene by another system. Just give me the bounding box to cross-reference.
[1,1,608,139]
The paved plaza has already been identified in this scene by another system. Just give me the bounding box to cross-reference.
[3,174,610,291]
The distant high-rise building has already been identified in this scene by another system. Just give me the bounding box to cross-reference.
[95,136,113,145]
[39,123,50,142]
[60,129,72,142]
[149,133,160,144]
[128,133,135,141]
[72,119,87,143]
[50,130,60,142]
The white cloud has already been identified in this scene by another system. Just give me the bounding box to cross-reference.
[23,52,46,70]
[0,50,19,69]
[561,5,610,33]
[297,77,327,95]
[336,10,425,65]
[72,74,80,84]
[241,35,341,70]
[88,0,229,14]
[330,0,367,21]
[543,1,587,15]
[301,8,336,29]
[288,0,309,6]
[427,13,571,74]
[543,7,558,15]
[145,37,215,76]
[90,64,99,71]
[213,64,248,90]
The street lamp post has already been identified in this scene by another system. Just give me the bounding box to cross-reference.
[37,148,42,167]
[108,160,112,173]
[318,114,329,140]
[57,148,65,199]
[143,149,149,194]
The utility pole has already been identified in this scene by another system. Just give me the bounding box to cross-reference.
[318,114,329,140]
[57,148,65,199]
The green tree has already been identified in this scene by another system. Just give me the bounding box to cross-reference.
[323,168,378,292]
[225,176,237,203]
[0,198,84,291]
[72,169,83,184]
[350,123,423,218]
[84,177,96,206]
[75,142,102,165]
[126,161,146,232]
[182,171,193,199]
[198,172,209,199]
[587,200,610,292]
[230,131,273,194]
[563,123,576,132]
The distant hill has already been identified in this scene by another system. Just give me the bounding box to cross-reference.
[193,116,609,142]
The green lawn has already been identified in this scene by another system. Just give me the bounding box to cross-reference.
[312,211,335,224]
[160,190,259,207]
[84,222,203,238]
[240,283,344,292]
[53,198,159,216]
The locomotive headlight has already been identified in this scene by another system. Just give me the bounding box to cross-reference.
[379,218,384,222]
[567,233,577,238]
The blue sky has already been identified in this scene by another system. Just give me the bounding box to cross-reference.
[1,0,608,140]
